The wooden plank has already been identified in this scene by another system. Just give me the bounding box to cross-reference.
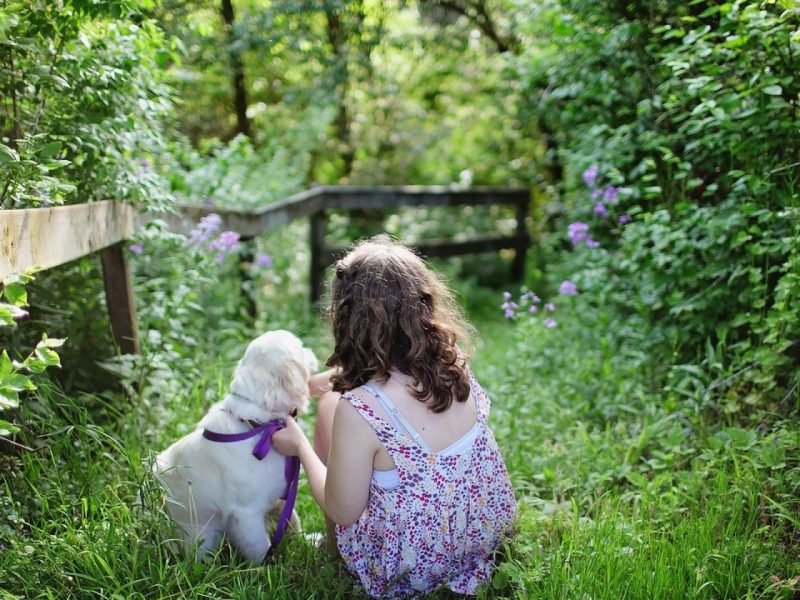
[160,186,527,236]
[320,186,529,211]
[0,200,137,279]
[100,244,140,355]
[161,187,326,238]
[0,187,527,279]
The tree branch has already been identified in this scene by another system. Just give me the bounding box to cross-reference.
[430,0,517,54]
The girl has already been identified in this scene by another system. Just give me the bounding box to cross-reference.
[273,239,516,598]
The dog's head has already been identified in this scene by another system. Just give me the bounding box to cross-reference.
[228,330,318,420]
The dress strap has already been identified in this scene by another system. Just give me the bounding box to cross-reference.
[363,382,433,453]
[467,367,491,423]
[341,391,416,470]
[342,391,403,444]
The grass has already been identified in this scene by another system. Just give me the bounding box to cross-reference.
[0,281,798,599]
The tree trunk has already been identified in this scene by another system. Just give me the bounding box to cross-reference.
[326,8,354,179]
[221,0,251,139]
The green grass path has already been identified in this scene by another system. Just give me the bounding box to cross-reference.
[0,305,798,599]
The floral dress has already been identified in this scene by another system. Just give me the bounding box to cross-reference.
[335,371,517,598]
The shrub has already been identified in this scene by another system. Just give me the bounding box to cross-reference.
[0,1,175,210]
[513,0,800,411]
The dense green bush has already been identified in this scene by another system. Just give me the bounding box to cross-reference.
[165,130,323,209]
[513,0,800,411]
[0,1,175,210]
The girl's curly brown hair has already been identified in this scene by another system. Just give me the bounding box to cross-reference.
[325,238,474,413]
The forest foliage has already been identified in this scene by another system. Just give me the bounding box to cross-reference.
[521,0,800,414]
[2,0,797,419]
[1,2,799,597]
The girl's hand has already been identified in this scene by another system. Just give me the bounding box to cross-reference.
[309,368,338,397]
[272,417,309,457]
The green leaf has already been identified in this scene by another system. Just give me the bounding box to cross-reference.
[38,141,62,159]
[43,159,71,171]
[3,283,27,307]
[763,85,783,96]
[0,143,19,163]
[0,305,14,327]
[41,337,66,349]
[0,350,12,377]
[3,271,36,287]
[31,346,60,370]
[1,372,33,392]
[0,388,19,410]
[0,419,20,436]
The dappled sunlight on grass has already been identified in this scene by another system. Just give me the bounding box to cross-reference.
[471,305,799,599]
[0,286,798,598]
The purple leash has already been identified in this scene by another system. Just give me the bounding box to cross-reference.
[202,419,301,553]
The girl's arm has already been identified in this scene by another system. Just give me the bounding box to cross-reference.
[273,397,375,526]
[308,368,338,398]
[322,397,375,525]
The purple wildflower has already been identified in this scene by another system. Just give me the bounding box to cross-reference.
[139,158,151,168]
[603,185,620,204]
[582,165,599,189]
[522,291,540,304]
[129,243,144,256]
[545,302,555,312]
[593,202,609,217]
[559,280,578,296]
[211,231,240,251]
[543,318,557,328]
[529,304,538,313]
[208,230,240,263]
[591,188,603,200]
[568,221,590,246]
[568,223,600,249]
[254,252,273,269]
[619,214,631,225]
[501,292,519,318]
[188,213,223,249]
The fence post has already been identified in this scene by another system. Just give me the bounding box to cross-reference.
[510,195,529,281]
[238,239,256,319]
[100,243,140,355]
[309,210,327,304]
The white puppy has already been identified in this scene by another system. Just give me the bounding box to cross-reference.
[153,330,318,562]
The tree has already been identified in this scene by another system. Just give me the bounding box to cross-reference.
[220,0,252,138]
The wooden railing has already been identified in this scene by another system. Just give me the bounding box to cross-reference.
[0,185,530,354]
[1,200,141,354]
[305,186,529,301]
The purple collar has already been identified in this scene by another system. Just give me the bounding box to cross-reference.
[202,419,300,553]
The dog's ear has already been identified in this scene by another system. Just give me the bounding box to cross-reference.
[277,356,311,413]
[262,356,312,415]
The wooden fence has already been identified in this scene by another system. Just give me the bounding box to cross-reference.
[0,185,530,354]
